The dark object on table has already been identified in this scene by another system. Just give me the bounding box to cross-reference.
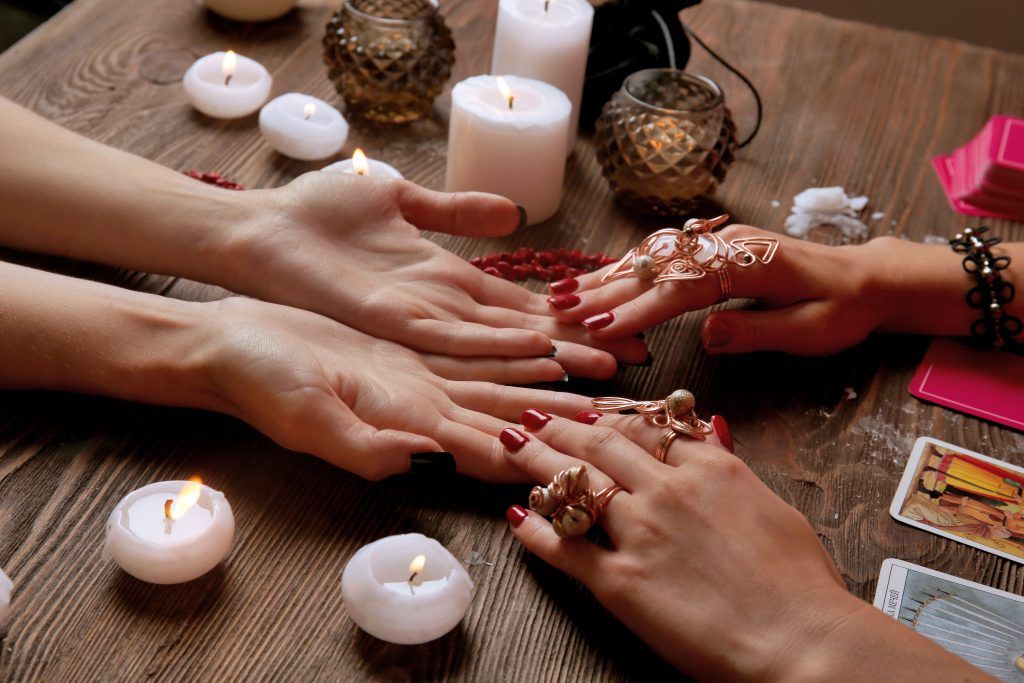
[581,0,700,128]
[323,0,455,124]
[949,226,1023,352]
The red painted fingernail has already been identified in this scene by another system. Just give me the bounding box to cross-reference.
[506,504,528,528]
[520,409,552,430]
[712,415,734,453]
[702,317,730,351]
[546,294,581,310]
[582,312,614,330]
[500,427,529,452]
[574,411,601,424]
[549,278,579,295]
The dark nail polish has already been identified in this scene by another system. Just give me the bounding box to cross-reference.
[582,311,614,330]
[546,294,580,310]
[507,504,528,528]
[520,409,552,430]
[409,451,457,476]
[515,205,528,230]
[574,411,601,425]
[547,345,558,358]
[549,277,579,295]
[702,317,730,350]
[712,415,734,453]
[500,427,529,452]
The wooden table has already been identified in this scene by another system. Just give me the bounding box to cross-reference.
[1,0,1023,680]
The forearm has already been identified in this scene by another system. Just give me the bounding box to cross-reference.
[0,97,256,282]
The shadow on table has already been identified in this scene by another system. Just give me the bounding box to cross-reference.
[110,565,228,619]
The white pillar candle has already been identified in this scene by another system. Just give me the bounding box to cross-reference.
[322,148,404,179]
[182,50,272,119]
[204,0,295,22]
[0,568,11,629]
[490,0,594,153]
[259,93,349,161]
[341,533,473,644]
[105,479,234,585]
[445,75,570,225]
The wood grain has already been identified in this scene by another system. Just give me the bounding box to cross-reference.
[1,0,1023,680]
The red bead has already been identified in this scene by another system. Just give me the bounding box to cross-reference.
[483,266,503,278]
[469,256,483,267]
[496,261,515,278]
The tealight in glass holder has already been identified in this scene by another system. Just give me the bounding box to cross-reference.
[322,0,455,124]
[594,69,737,217]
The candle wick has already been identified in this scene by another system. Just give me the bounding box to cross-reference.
[508,95,514,111]
[408,571,419,583]
[224,74,232,87]
[544,0,549,11]
[164,499,174,520]
[304,112,312,120]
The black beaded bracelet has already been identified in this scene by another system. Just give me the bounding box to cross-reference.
[949,226,1022,351]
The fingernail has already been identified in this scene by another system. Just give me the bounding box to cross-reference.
[500,427,529,452]
[582,312,614,330]
[712,415,734,453]
[409,451,457,476]
[520,409,552,430]
[515,205,528,230]
[574,411,601,424]
[506,504,528,528]
[702,317,730,351]
[546,294,580,310]
[546,345,558,358]
[549,278,579,295]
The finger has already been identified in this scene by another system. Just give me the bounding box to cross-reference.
[469,270,551,315]
[546,277,654,323]
[445,381,593,421]
[406,318,553,357]
[507,508,609,587]
[421,354,565,384]
[700,302,849,356]
[396,182,523,237]
[588,413,726,463]
[433,418,525,482]
[581,277,721,339]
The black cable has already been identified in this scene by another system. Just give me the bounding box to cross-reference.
[681,21,763,148]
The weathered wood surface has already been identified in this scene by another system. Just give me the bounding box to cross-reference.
[1,0,1023,680]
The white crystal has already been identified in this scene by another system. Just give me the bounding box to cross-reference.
[784,186,869,242]
[0,568,11,629]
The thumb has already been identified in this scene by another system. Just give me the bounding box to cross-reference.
[396,182,525,236]
[701,303,852,356]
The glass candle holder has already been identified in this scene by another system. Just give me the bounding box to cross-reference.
[323,0,455,124]
[594,69,736,217]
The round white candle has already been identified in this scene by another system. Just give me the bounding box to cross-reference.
[341,533,473,644]
[0,568,11,629]
[445,75,570,225]
[490,0,594,153]
[105,479,234,585]
[259,93,349,161]
[182,51,272,119]
[204,0,295,22]
[322,149,404,179]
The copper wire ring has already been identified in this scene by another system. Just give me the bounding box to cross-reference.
[591,390,714,463]
[528,466,623,537]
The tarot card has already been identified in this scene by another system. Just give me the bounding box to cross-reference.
[874,559,1024,681]
[891,438,1024,564]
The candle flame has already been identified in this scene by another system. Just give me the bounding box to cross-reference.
[408,554,426,581]
[222,50,237,85]
[496,76,514,110]
[352,148,370,176]
[303,102,317,120]
[168,476,203,520]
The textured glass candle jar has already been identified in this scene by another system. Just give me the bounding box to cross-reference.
[322,0,455,124]
[594,69,736,217]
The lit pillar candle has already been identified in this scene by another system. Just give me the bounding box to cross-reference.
[445,75,570,225]
[259,93,349,161]
[322,148,404,179]
[341,533,473,644]
[182,50,272,119]
[105,478,234,584]
[490,0,594,153]
[0,568,11,629]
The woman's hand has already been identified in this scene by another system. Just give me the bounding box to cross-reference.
[497,412,991,681]
[545,225,1010,356]
[220,173,648,377]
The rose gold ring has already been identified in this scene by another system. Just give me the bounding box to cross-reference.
[591,389,713,462]
[528,465,622,537]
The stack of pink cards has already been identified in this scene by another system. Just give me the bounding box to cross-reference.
[932,115,1024,220]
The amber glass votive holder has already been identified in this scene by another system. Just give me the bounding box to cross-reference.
[594,69,737,217]
[323,0,455,124]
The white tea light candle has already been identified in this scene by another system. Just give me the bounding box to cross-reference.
[322,148,404,179]
[259,93,349,161]
[204,0,295,22]
[182,50,272,119]
[445,75,570,225]
[341,533,473,644]
[0,568,11,628]
[491,0,594,153]
[105,478,234,584]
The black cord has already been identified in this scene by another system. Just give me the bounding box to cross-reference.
[681,22,763,148]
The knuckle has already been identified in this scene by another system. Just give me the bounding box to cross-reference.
[585,426,621,451]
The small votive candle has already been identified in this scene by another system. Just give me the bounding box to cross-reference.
[105,478,235,584]
[341,533,473,644]
[182,50,272,119]
[259,93,349,161]
[322,148,404,179]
